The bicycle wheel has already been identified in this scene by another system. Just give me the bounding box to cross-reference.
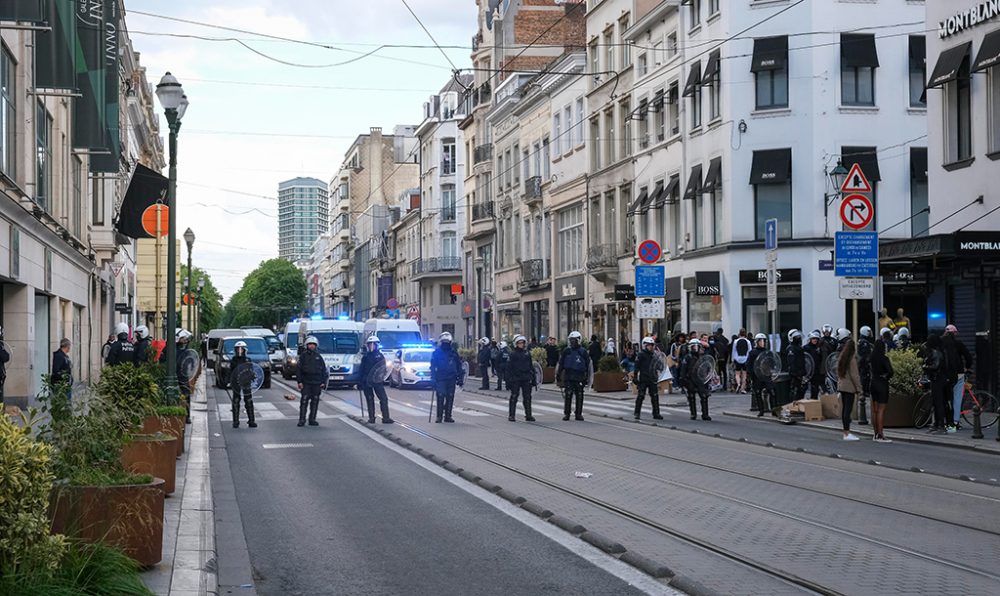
[961,391,999,429]
[913,392,933,429]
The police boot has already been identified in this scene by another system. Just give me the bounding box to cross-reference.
[563,389,572,421]
[688,393,697,420]
[574,391,585,421]
[634,395,643,420]
[366,395,377,424]
[380,395,394,424]
[307,398,319,426]
[297,399,307,427]
[508,394,517,421]
[246,397,257,428]
[231,396,240,428]
[524,396,535,422]
[750,390,760,411]
[756,391,766,417]
[701,396,712,421]
[652,395,664,420]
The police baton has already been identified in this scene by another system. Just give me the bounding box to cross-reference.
[428,388,436,423]
[358,385,366,419]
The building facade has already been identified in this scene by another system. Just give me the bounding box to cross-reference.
[278,177,329,267]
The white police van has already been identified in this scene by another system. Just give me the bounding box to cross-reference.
[297,316,364,388]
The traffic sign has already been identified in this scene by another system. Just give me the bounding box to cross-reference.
[766,260,778,312]
[840,163,872,193]
[637,239,661,264]
[840,194,874,230]
[636,297,665,319]
[835,231,879,277]
[764,218,778,251]
[110,262,125,277]
[635,265,665,297]
[838,277,874,300]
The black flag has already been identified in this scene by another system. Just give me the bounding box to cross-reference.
[116,164,169,239]
[0,0,47,23]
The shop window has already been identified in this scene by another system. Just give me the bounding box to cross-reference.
[742,285,802,337]
[752,36,789,110]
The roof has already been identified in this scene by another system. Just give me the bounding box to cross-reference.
[440,74,474,95]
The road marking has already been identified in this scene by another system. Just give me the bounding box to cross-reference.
[261,443,314,449]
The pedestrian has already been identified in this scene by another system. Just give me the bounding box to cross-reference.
[101,333,115,362]
[0,327,9,407]
[506,335,536,421]
[359,335,394,424]
[747,333,774,416]
[634,337,664,420]
[492,340,509,391]
[588,335,603,372]
[679,338,711,420]
[669,333,687,394]
[104,323,135,366]
[784,329,807,402]
[477,337,493,390]
[921,334,948,434]
[133,325,152,364]
[229,340,257,429]
[430,331,464,423]
[544,336,560,369]
[731,329,751,394]
[200,335,208,364]
[880,327,896,352]
[712,327,730,391]
[896,327,912,351]
[620,344,636,374]
[51,338,73,400]
[556,331,590,421]
[836,338,862,441]
[870,338,893,443]
[857,326,875,425]
[942,324,973,431]
[296,335,326,427]
[803,330,825,399]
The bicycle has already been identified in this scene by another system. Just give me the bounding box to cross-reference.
[912,382,998,429]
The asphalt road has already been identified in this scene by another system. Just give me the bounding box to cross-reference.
[213,381,657,596]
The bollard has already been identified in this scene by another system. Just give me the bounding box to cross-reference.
[858,393,869,425]
[972,404,984,439]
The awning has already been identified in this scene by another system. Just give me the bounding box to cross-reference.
[683,164,703,201]
[841,146,881,182]
[973,28,1000,72]
[627,188,650,216]
[701,157,722,194]
[841,33,879,68]
[682,61,701,97]
[647,180,666,210]
[701,50,720,85]
[926,41,971,88]
[662,176,680,206]
[750,36,788,72]
[749,149,791,185]
[910,147,927,183]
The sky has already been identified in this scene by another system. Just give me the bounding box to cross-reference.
[124,0,477,300]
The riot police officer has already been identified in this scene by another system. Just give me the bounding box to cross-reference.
[556,331,590,421]
[359,335,394,424]
[477,337,492,390]
[679,338,711,420]
[105,322,135,366]
[747,333,774,417]
[803,330,825,400]
[230,340,257,429]
[133,325,153,364]
[506,335,536,421]
[856,326,875,425]
[634,336,664,420]
[430,332,464,423]
[785,329,807,402]
[297,335,327,427]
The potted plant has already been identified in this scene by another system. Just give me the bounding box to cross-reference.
[883,348,924,428]
[140,361,187,457]
[530,347,555,383]
[593,355,627,392]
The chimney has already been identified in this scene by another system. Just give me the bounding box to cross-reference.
[369,127,384,206]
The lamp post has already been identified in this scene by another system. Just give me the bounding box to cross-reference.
[196,277,206,338]
[156,73,189,404]
[184,227,195,337]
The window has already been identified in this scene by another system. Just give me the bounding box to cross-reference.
[638,99,649,147]
[619,185,632,254]
[522,148,530,183]
[442,140,456,175]
[752,36,789,110]
[909,36,926,108]
[619,15,631,68]
[841,34,878,106]
[638,53,647,77]
[710,189,722,246]
[553,113,561,156]
[514,213,521,256]
[589,196,601,243]
[991,66,1000,153]
[948,53,973,162]
[604,191,616,248]
[667,32,678,60]
[689,0,701,29]
[654,90,666,141]
[71,157,82,238]
[620,98,631,158]
[442,231,457,259]
[669,182,681,255]
[604,110,615,164]
[575,98,585,146]
[91,177,105,226]
[669,83,680,135]
[589,39,600,81]
[684,61,702,129]
[692,193,703,249]
[35,101,51,212]
[564,105,573,154]
[533,141,541,178]
[496,154,504,193]
[910,148,928,237]
[504,149,512,187]
[604,30,614,73]
[542,137,550,180]
[513,143,520,186]
[1,47,14,178]
[590,117,601,170]
[750,148,792,239]
[709,0,720,16]
[442,185,456,221]
[557,205,584,273]
[704,50,721,121]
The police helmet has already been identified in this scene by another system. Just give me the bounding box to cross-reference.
[568,331,582,341]
[114,322,129,336]
[134,325,149,339]
[897,327,910,338]
[514,335,527,345]
[177,329,193,342]
[880,327,892,338]
[439,332,453,343]
[305,335,319,347]
[754,333,768,341]
[859,326,873,339]
[808,330,821,340]
[499,341,507,349]
[366,334,380,345]
[822,324,834,334]
[835,328,851,341]
[787,329,802,341]
[688,338,702,347]
[479,337,490,345]
[641,336,655,346]
[234,340,247,354]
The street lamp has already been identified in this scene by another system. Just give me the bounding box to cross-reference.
[184,227,195,340]
[155,72,189,406]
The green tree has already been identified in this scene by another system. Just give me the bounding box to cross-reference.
[180,265,223,333]
[222,259,306,329]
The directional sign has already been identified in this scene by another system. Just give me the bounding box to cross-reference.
[838,277,874,300]
[764,218,778,251]
[835,231,879,277]
[840,163,872,193]
[636,297,665,319]
[635,265,665,297]
[840,194,874,230]
[637,239,661,264]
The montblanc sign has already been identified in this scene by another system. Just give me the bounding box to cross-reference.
[939,1,1000,39]
[955,232,1000,255]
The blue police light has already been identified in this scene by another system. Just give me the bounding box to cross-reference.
[929,312,945,320]
[336,314,351,320]
[401,343,434,349]
[310,314,324,320]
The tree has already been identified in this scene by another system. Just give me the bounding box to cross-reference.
[180,265,223,334]
[221,259,307,330]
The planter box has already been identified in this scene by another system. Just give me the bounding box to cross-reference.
[542,367,556,384]
[122,435,177,495]
[143,415,185,457]
[884,391,920,428]
[593,371,627,393]
[50,479,165,567]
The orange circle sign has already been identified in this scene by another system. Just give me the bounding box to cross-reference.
[142,204,169,237]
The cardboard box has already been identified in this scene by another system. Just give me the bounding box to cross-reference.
[820,393,842,420]
[790,399,823,421]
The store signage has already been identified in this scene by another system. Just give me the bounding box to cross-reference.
[695,271,721,296]
[956,231,1000,255]
[939,2,1000,39]
[818,259,834,271]
[114,302,131,313]
[556,275,585,302]
[738,269,802,284]
[614,284,636,301]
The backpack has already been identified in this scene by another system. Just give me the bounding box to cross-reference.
[563,348,587,373]
[733,338,750,364]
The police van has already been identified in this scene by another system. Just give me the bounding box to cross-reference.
[295,317,364,388]
[362,318,422,357]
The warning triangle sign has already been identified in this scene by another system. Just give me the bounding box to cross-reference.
[840,163,872,193]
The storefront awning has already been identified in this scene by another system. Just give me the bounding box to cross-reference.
[701,50,720,84]
[841,33,879,68]
[910,147,927,183]
[750,36,788,72]
[973,28,1000,72]
[683,164,703,201]
[701,157,722,194]
[682,61,701,97]
[927,41,971,88]
[749,148,791,185]
[652,175,680,208]
[627,187,650,216]
[647,180,666,210]
[841,146,881,182]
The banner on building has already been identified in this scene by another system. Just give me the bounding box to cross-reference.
[73,0,107,151]
[88,0,121,173]
[116,164,169,239]
[35,0,76,90]
[0,0,47,23]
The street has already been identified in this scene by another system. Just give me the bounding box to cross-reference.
[210,374,1000,595]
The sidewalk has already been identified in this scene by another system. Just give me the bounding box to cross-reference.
[142,375,218,595]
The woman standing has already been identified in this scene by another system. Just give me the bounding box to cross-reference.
[869,339,893,442]
[836,339,862,441]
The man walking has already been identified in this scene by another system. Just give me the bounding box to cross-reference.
[477,337,492,390]
[506,335,536,421]
[556,331,590,421]
[51,338,73,400]
[942,324,973,431]
[297,335,327,427]
[359,335,394,424]
[430,332,464,423]
[634,337,664,420]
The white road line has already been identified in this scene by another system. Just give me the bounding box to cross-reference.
[261,443,314,449]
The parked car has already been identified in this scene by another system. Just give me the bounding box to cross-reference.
[214,336,271,389]
[281,321,300,379]
[206,328,243,370]
[387,347,434,388]
[241,326,284,372]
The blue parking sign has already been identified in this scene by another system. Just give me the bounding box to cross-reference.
[835,232,878,277]
[765,218,778,251]
[635,266,666,297]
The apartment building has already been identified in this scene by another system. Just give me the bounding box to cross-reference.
[278,177,329,268]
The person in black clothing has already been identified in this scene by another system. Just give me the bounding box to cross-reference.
[634,336,664,420]
[297,335,327,427]
[105,323,135,366]
[0,327,10,407]
[133,325,152,365]
[477,337,493,390]
[492,341,509,391]
[784,329,807,403]
[556,331,590,421]
[942,324,973,429]
[359,335,393,424]
[51,338,73,400]
[100,334,115,363]
[160,329,195,422]
[923,334,948,434]
[747,333,774,417]
[430,332,464,423]
[544,336,560,368]
[679,338,711,420]
[229,340,257,428]
[506,335,536,421]
[870,338,894,442]
[803,331,825,400]
[856,326,875,425]
[588,335,603,373]
[712,328,730,392]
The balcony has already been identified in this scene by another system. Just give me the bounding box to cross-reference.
[518,259,550,292]
[411,257,462,279]
[474,144,493,164]
[472,201,494,222]
[440,207,457,223]
[337,257,351,271]
[586,244,619,283]
[524,176,542,205]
